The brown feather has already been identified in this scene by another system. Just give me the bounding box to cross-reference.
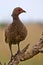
[5,7,27,45]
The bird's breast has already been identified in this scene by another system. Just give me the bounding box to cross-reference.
[5,20,27,43]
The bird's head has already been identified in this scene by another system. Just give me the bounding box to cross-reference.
[11,7,26,17]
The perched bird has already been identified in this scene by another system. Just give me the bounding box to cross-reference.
[5,7,27,57]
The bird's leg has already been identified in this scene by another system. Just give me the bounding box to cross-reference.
[17,43,21,53]
[9,43,13,59]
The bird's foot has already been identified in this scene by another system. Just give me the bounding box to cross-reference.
[11,55,14,60]
[17,50,21,54]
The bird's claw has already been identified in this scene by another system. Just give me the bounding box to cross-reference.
[17,50,21,54]
[11,55,14,60]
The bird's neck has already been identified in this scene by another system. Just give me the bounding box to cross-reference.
[13,15,19,21]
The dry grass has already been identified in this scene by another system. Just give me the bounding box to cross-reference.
[0,23,43,65]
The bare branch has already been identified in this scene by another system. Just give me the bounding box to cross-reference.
[22,44,30,53]
[0,62,2,65]
[39,50,43,53]
[8,33,43,65]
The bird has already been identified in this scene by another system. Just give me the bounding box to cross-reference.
[5,7,27,58]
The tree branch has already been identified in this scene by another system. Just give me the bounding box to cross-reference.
[8,33,43,65]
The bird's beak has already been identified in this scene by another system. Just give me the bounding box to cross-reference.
[23,10,26,13]
[11,14,13,16]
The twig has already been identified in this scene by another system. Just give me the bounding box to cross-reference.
[0,62,2,65]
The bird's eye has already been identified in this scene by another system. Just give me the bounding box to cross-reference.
[18,9,21,11]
